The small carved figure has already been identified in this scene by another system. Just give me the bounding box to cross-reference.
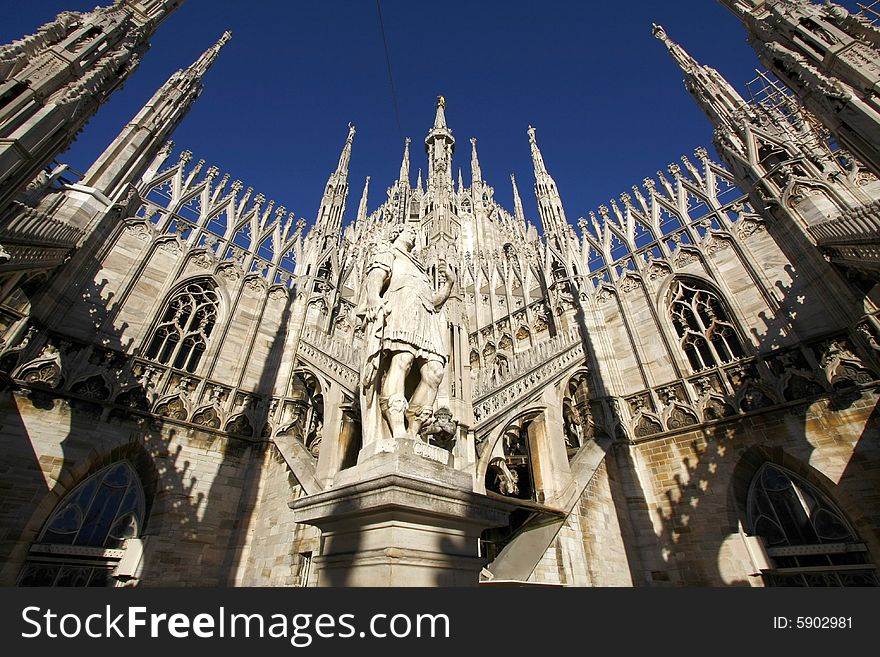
[489,457,520,497]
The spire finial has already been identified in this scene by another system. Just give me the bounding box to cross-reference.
[511,173,525,226]
[188,30,232,79]
[651,23,699,75]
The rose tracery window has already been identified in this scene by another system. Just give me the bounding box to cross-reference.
[145,280,219,373]
[747,464,878,587]
[668,278,745,371]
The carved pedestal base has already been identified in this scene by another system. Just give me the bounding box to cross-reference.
[291,439,515,587]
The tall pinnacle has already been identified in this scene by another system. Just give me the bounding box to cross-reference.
[315,122,354,235]
[81,30,230,199]
[511,174,525,226]
[398,137,411,186]
[652,23,699,76]
[356,175,370,224]
[335,122,356,177]
[425,96,455,190]
[652,24,750,132]
[470,137,482,184]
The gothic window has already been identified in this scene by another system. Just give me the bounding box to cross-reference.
[145,279,219,373]
[747,464,877,587]
[18,461,147,587]
[668,277,745,372]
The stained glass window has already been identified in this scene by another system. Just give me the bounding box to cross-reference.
[747,464,877,587]
[18,461,146,587]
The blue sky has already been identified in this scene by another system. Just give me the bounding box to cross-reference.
[3,1,863,229]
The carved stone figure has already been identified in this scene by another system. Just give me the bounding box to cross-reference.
[356,224,456,447]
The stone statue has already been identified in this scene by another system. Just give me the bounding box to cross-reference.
[356,224,456,447]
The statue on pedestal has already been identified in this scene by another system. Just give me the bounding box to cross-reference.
[356,224,456,449]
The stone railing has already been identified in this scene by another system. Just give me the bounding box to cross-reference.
[473,326,582,399]
[473,329,586,425]
[297,325,359,389]
[809,200,880,247]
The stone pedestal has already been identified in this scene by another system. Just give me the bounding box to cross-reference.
[291,438,516,586]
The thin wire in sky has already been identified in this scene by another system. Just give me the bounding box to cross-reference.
[376,0,404,141]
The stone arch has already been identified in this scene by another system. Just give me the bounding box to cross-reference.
[475,407,545,499]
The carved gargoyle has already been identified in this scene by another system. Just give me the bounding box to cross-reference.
[419,406,458,450]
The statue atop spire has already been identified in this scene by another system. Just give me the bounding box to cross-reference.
[433,95,448,130]
[652,24,699,75]
[528,125,548,177]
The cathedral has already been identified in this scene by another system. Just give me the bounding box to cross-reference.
[0,0,879,587]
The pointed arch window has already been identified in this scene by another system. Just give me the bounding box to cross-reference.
[747,464,877,587]
[18,461,147,587]
[668,277,745,372]
[145,279,219,373]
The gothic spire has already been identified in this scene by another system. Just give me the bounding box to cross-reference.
[356,175,370,225]
[470,137,482,185]
[0,0,184,211]
[335,122,356,178]
[314,122,354,236]
[511,174,525,227]
[652,22,700,76]
[186,29,231,81]
[425,96,455,191]
[652,24,751,133]
[398,137,411,186]
[81,30,230,202]
[527,125,568,246]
